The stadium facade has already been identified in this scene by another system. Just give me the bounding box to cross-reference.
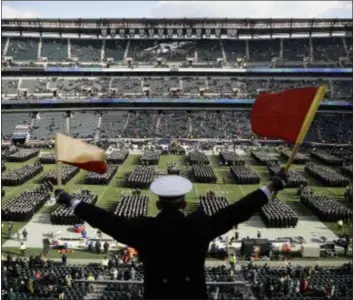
[1,18,352,143]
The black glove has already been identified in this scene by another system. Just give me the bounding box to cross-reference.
[271,168,288,191]
[55,189,72,207]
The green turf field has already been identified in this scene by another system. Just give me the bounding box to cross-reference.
[2,152,352,253]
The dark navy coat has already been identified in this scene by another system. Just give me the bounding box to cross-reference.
[74,189,268,299]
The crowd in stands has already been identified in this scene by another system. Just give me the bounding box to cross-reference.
[6,37,39,61]
[244,262,353,300]
[2,76,352,101]
[31,112,67,141]
[304,163,350,187]
[1,111,351,143]
[1,251,254,300]
[2,250,352,300]
[1,254,110,300]
[2,36,350,65]
[312,114,352,144]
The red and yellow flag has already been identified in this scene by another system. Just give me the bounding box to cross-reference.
[55,133,107,174]
[250,86,327,144]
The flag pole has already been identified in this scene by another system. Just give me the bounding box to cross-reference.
[57,162,62,186]
[271,85,328,200]
[55,133,62,187]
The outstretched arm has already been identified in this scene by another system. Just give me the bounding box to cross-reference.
[55,189,145,248]
[73,201,145,248]
[205,184,272,241]
[205,167,287,241]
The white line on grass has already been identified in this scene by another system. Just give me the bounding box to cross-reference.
[238,185,246,196]
[194,183,200,198]
[96,184,110,205]
[328,188,341,196]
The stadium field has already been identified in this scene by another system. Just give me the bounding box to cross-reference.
[2,153,351,257]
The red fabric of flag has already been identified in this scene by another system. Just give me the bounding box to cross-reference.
[250,87,319,144]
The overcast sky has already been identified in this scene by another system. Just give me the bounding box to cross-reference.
[2,1,352,19]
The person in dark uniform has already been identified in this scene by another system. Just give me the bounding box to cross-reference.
[53,171,287,300]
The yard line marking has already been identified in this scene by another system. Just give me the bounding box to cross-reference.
[238,185,246,196]
[96,184,110,204]
[194,183,200,198]
[328,188,341,196]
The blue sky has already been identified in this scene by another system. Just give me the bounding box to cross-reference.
[2,1,352,19]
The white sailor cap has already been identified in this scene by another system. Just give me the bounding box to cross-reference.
[150,175,193,198]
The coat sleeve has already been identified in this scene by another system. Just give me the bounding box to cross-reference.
[205,189,268,241]
[74,201,145,248]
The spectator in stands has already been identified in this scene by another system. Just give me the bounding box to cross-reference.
[228,254,235,270]
[7,288,17,300]
[130,266,137,280]
[110,267,118,280]
[101,256,109,270]
[65,274,72,288]
[87,273,95,292]
[53,170,287,300]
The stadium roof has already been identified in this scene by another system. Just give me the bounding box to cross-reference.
[2,17,352,26]
[2,18,352,36]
